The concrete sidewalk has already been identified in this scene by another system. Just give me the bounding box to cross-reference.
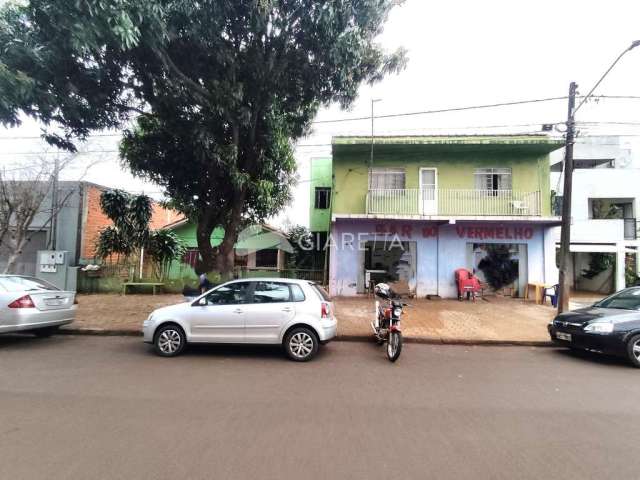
[64,293,557,344]
[335,295,556,344]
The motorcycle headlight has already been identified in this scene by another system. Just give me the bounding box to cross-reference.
[584,322,614,333]
[393,308,402,317]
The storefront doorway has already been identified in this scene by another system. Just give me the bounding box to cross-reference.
[469,243,528,297]
[359,240,417,295]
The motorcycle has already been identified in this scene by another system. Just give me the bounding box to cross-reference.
[371,283,406,362]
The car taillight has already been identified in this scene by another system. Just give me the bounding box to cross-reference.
[321,302,330,318]
[8,295,35,308]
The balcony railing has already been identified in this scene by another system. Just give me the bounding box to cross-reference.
[366,189,542,216]
[624,218,637,240]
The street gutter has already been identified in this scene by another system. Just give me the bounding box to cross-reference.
[59,327,555,346]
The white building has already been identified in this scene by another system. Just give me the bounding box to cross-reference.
[552,136,640,293]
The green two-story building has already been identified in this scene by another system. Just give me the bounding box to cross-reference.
[326,135,564,298]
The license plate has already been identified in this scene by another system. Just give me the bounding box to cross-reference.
[556,332,572,342]
[45,299,63,306]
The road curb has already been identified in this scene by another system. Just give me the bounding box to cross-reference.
[59,328,553,347]
[336,334,554,347]
[60,328,142,337]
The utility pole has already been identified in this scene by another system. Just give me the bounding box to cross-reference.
[369,98,381,169]
[557,82,577,313]
[50,157,60,250]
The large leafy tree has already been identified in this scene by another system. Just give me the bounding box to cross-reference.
[0,0,406,278]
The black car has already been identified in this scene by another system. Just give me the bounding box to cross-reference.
[548,287,640,368]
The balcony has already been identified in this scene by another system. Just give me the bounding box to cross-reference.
[366,189,542,217]
[558,218,637,243]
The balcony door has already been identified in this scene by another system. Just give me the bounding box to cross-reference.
[419,168,438,215]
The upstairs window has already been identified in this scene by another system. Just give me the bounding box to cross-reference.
[314,187,331,209]
[369,168,406,190]
[474,168,512,193]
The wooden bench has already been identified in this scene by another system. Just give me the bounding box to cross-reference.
[122,282,165,295]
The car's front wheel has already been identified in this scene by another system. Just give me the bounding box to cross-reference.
[626,334,640,368]
[284,327,318,362]
[154,324,186,357]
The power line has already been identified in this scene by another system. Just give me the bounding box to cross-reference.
[577,121,640,126]
[576,134,640,138]
[312,96,640,124]
[0,94,638,142]
[0,132,122,141]
[0,149,119,156]
[312,96,570,124]
[588,95,640,100]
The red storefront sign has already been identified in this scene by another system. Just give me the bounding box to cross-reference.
[375,223,438,238]
[374,223,534,240]
[455,226,533,240]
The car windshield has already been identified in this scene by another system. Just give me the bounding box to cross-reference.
[0,276,59,293]
[594,288,640,310]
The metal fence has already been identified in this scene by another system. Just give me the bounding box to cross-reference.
[624,218,637,240]
[366,188,542,216]
[235,267,325,283]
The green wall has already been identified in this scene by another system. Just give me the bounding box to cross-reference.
[171,222,225,248]
[332,142,556,216]
[309,157,333,232]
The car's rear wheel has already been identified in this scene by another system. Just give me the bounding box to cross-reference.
[32,326,59,337]
[284,327,318,362]
[626,334,640,368]
[154,324,186,357]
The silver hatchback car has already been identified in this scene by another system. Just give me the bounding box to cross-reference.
[143,278,337,361]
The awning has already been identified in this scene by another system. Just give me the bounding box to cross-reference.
[550,158,613,172]
[556,243,638,254]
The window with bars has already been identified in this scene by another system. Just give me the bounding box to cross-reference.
[314,187,331,209]
[474,168,512,193]
[369,168,406,189]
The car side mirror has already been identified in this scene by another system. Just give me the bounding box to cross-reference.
[193,297,207,307]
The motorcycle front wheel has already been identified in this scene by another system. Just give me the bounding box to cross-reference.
[386,331,402,362]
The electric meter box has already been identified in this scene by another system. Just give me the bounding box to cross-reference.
[35,250,77,291]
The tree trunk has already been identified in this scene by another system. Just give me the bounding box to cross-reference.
[216,190,245,280]
[3,251,21,274]
[195,210,219,274]
[3,234,27,274]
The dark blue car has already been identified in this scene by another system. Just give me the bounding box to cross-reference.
[548,287,640,368]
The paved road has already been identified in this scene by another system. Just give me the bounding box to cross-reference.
[1,335,639,480]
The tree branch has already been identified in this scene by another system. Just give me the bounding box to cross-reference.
[152,47,213,104]
[116,103,155,119]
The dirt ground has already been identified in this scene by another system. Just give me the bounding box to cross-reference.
[73,294,183,332]
[70,292,557,342]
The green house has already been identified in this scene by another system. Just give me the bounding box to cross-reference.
[309,157,333,234]
[164,219,291,284]
[331,135,562,218]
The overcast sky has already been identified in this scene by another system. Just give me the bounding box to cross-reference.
[2,0,640,226]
